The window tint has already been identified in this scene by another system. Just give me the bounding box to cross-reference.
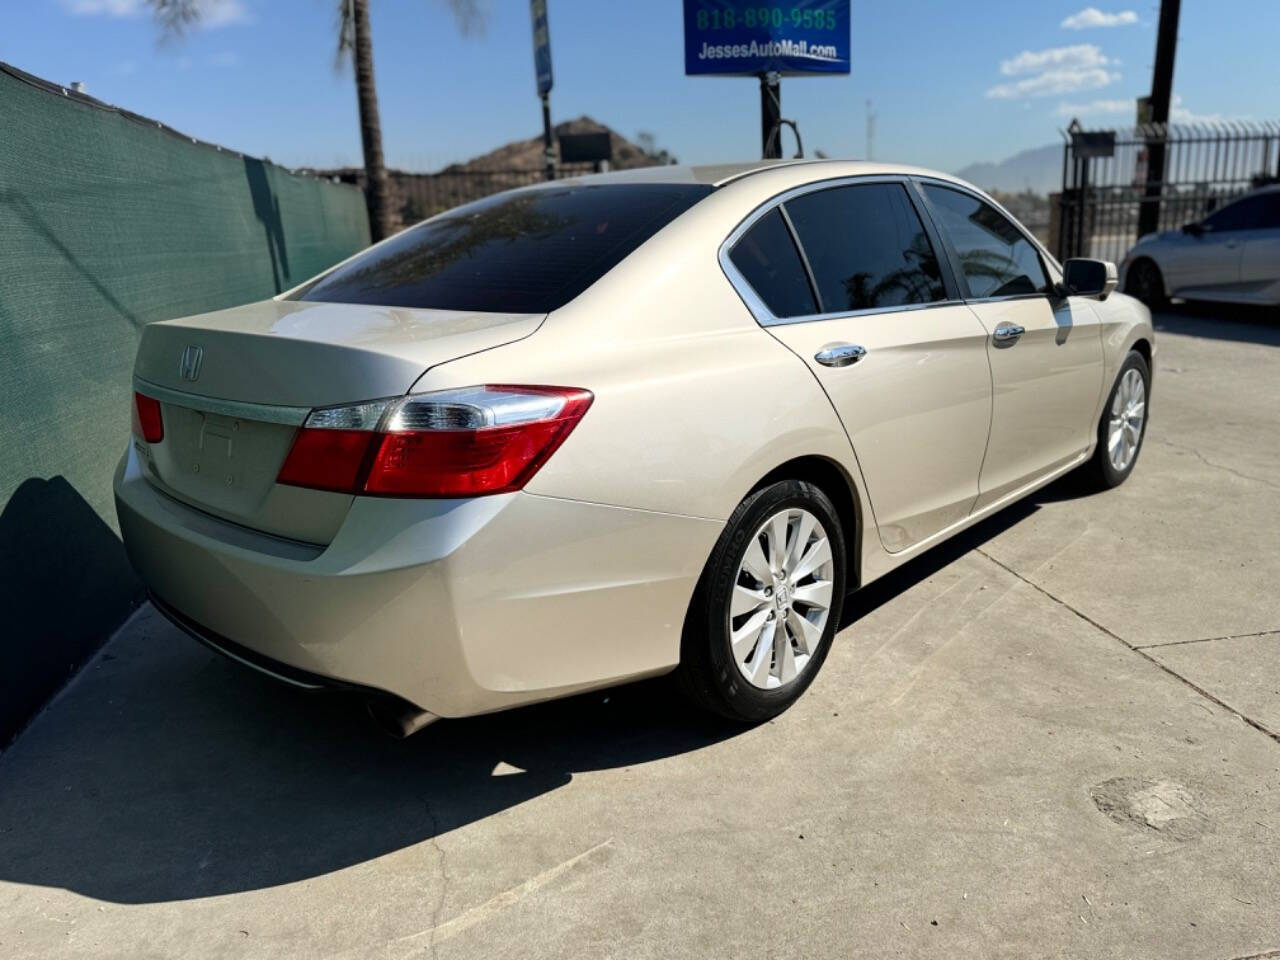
[1203,192,1280,232]
[783,183,947,312]
[728,208,818,318]
[292,183,713,313]
[922,185,1049,299]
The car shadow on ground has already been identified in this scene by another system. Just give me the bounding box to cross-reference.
[1154,301,1279,347]
[0,473,1093,907]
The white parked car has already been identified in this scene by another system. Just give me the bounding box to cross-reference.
[1120,184,1280,307]
[115,161,1154,734]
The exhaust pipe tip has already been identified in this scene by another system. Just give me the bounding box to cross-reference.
[365,697,439,739]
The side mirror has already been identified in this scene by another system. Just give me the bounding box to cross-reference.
[1061,258,1118,301]
[1181,221,1206,237]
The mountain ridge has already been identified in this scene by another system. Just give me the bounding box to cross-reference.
[955,143,1062,196]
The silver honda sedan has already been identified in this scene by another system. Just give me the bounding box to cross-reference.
[1120,184,1280,307]
[115,160,1154,734]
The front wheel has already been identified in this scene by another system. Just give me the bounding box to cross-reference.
[677,479,847,723]
[1084,350,1150,489]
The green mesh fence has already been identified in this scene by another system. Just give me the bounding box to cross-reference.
[0,62,371,740]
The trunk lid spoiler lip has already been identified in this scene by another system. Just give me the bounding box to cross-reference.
[133,376,311,427]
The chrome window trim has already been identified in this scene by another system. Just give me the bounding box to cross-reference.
[134,376,311,426]
[909,176,1065,303]
[718,174,963,328]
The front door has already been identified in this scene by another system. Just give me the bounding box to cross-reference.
[1235,192,1280,302]
[918,183,1104,509]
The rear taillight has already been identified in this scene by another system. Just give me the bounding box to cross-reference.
[276,385,592,498]
[132,392,164,443]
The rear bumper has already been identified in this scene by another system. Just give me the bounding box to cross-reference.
[114,444,720,717]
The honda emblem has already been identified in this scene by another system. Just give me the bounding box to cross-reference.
[179,345,203,382]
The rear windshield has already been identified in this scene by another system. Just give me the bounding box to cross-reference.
[291,183,714,314]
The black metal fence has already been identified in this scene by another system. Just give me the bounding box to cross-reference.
[310,165,605,227]
[1055,120,1280,262]
[394,165,602,222]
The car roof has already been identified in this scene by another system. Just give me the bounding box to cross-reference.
[531,159,973,191]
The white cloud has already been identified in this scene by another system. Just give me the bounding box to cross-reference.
[988,68,1119,100]
[1061,7,1139,29]
[1000,44,1110,76]
[1055,98,1131,117]
[1169,96,1228,125]
[198,0,250,28]
[65,0,143,15]
[988,44,1119,99]
[63,0,249,27]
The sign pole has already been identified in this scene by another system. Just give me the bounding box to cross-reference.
[530,0,555,181]
[540,92,555,181]
[760,72,781,159]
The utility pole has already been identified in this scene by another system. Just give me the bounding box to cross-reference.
[1138,0,1181,237]
[760,72,781,159]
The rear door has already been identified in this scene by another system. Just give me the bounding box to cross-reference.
[726,179,993,553]
[917,182,1103,509]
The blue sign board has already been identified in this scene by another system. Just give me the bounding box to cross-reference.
[530,0,553,95]
[683,1,850,76]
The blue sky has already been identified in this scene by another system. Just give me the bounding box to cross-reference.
[4,1,1277,173]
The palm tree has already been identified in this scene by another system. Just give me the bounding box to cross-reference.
[147,0,485,242]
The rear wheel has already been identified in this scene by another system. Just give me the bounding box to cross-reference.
[677,479,846,722]
[1125,258,1167,308]
[1084,350,1150,489]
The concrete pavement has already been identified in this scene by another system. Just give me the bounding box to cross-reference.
[2,305,1278,959]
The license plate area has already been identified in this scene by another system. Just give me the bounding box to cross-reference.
[146,404,298,515]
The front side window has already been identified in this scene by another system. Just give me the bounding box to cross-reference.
[922,184,1049,299]
[727,208,818,318]
[782,183,947,313]
[292,183,713,314]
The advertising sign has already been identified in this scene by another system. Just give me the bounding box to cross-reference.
[683,1,850,76]
[531,0,553,95]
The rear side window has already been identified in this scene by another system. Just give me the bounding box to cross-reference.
[783,183,948,312]
[921,184,1049,299]
[292,183,713,314]
[1203,192,1280,231]
[728,208,818,318]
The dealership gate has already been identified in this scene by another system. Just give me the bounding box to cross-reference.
[1055,120,1280,263]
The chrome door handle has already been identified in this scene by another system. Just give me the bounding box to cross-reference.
[814,343,867,367]
[992,323,1025,343]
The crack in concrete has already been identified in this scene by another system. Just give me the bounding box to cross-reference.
[974,548,1280,747]
[1227,951,1280,960]
[393,839,615,952]
[1135,629,1280,650]
[1157,438,1280,491]
[414,791,449,960]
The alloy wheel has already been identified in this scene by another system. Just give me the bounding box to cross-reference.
[728,507,835,690]
[1107,367,1146,472]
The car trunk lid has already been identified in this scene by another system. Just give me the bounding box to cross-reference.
[132,299,542,543]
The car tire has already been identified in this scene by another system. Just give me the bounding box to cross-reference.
[1084,350,1151,489]
[1125,258,1167,308]
[677,479,847,723]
